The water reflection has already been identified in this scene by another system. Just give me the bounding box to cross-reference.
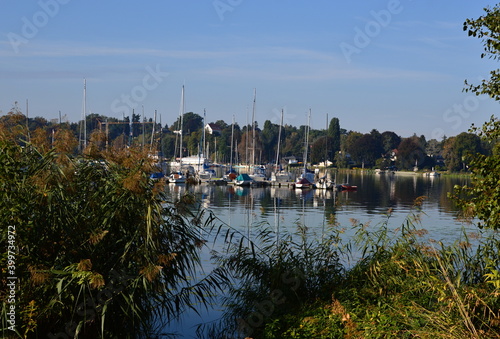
[169,172,473,240]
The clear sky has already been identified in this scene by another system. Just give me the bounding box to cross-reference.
[1,0,499,139]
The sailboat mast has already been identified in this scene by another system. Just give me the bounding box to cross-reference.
[203,109,206,158]
[275,109,283,171]
[150,109,156,151]
[26,99,30,142]
[303,109,311,172]
[83,79,87,149]
[142,105,145,149]
[199,108,206,171]
[245,106,249,166]
[79,78,87,152]
[325,113,328,165]
[159,114,162,163]
[230,115,234,170]
[251,88,256,167]
[179,85,184,167]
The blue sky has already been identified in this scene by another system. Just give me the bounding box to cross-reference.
[1,0,499,139]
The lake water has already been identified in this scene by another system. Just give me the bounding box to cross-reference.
[169,170,474,240]
[164,170,476,337]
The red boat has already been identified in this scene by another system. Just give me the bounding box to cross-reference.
[340,184,358,191]
[295,177,314,189]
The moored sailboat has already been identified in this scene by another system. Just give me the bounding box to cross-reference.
[271,108,292,183]
[234,173,254,186]
[295,109,315,189]
[224,116,239,183]
[248,89,269,182]
[168,85,187,184]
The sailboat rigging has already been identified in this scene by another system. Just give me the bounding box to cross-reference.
[295,109,315,189]
[271,108,292,183]
[224,115,238,182]
[169,86,187,184]
[196,109,215,182]
[249,88,267,182]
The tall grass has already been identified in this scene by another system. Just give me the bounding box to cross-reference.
[0,139,227,338]
[203,211,349,337]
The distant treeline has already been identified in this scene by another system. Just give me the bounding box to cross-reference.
[0,104,490,171]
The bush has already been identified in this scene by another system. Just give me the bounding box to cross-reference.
[0,140,224,338]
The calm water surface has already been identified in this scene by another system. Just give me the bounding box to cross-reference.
[165,171,476,337]
[168,171,474,241]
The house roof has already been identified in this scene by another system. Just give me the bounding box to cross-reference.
[205,123,222,134]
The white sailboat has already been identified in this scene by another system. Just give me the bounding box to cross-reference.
[271,108,292,183]
[248,89,268,182]
[224,115,238,182]
[316,114,335,190]
[425,167,440,177]
[196,109,215,182]
[169,86,187,184]
[316,174,335,190]
[295,110,315,189]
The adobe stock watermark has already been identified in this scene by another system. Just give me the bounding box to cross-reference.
[270,106,297,126]
[237,269,303,336]
[47,269,133,339]
[431,90,488,140]
[340,0,404,64]
[110,64,169,117]
[7,0,71,54]
[213,0,243,21]
[6,225,18,332]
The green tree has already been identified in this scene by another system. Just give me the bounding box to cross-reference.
[453,117,500,229]
[261,120,279,163]
[456,132,483,170]
[442,136,459,171]
[282,130,303,159]
[218,122,237,164]
[335,134,349,168]
[453,5,500,229]
[344,131,363,165]
[28,116,48,131]
[397,136,425,170]
[381,131,401,154]
[328,117,341,154]
[310,136,334,164]
[463,4,500,100]
[161,133,176,159]
[171,112,203,135]
[442,131,485,173]
[186,129,202,156]
[130,111,141,137]
[237,130,263,165]
[349,133,383,167]
[214,119,228,130]
[425,138,442,158]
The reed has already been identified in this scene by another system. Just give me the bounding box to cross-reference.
[204,213,349,337]
[0,139,226,338]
